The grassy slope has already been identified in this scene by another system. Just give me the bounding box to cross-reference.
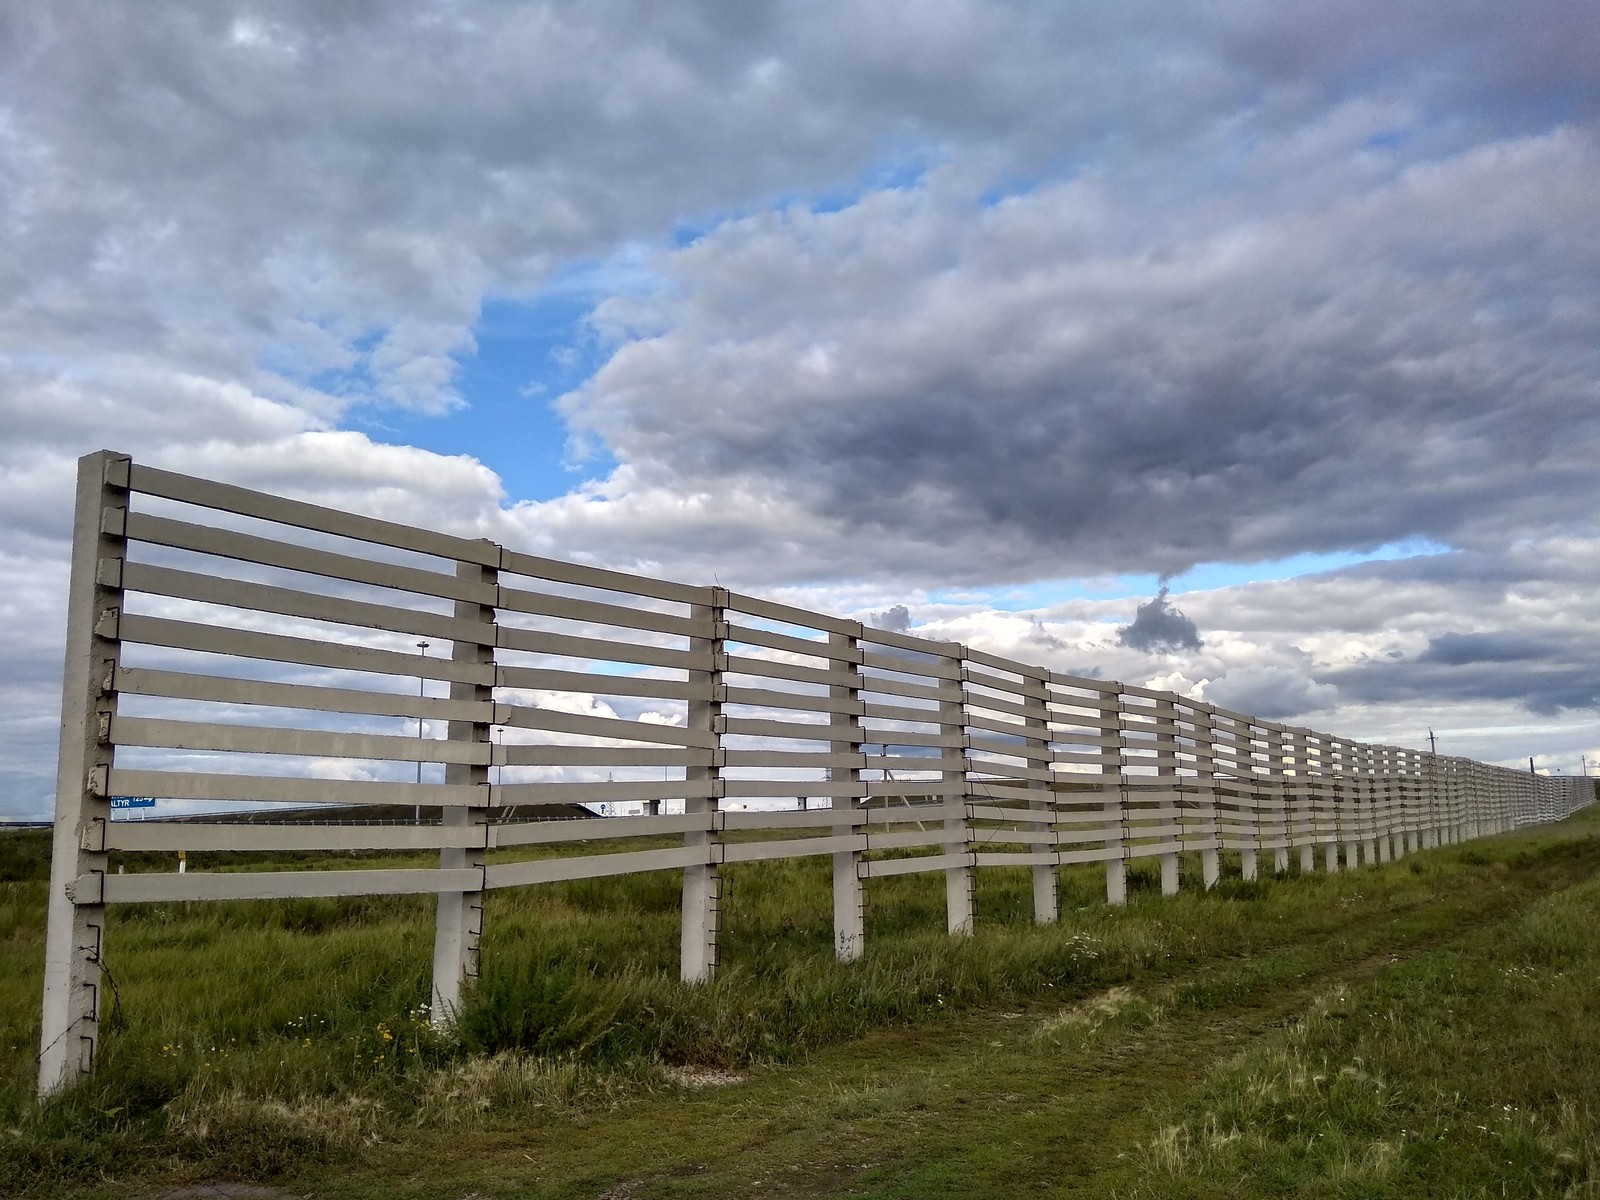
[1,807,1597,1198]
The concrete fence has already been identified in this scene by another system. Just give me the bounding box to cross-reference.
[39,450,1596,1094]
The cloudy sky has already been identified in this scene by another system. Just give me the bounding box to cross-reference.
[4,1,1599,820]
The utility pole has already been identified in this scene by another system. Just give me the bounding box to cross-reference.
[1427,728,1436,755]
[415,641,430,823]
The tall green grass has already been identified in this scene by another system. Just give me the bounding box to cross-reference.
[1,810,1596,1197]
[1136,874,1600,1196]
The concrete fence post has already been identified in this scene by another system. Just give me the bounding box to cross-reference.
[1201,716,1222,889]
[1290,728,1316,872]
[1388,749,1405,861]
[1397,750,1416,855]
[680,591,726,982]
[943,651,974,936]
[1024,682,1058,923]
[1265,723,1290,874]
[1427,752,1440,857]
[1237,721,1260,882]
[1376,748,1388,870]
[829,628,866,961]
[39,450,129,1096]
[1343,741,1363,868]
[1324,739,1346,872]
[1191,705,1221,889]
[429,551,497,1029]
[1312,732,1336,871]
[1104,686,1129,905]
[1155,696,1181,896]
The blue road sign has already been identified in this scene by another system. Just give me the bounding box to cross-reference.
[109,796,156,810]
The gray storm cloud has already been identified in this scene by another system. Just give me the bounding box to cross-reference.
[558,123,1600,585]
[1117,587,1204,655]
[1419,631,1549,666]
[869,604,913,633]
[1203,666,1339,720]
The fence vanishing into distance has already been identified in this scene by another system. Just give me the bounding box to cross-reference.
[40,450,1596,1094]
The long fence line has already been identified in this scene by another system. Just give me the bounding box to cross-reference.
[40,450,1595,1094]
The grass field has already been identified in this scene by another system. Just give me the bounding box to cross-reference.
[2,802,1598,1198]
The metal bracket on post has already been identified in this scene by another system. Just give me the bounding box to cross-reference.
[40,450,129,1097]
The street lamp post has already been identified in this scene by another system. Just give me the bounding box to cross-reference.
[415,641,429,823]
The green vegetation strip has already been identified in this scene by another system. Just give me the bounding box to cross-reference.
[2,808,1597,1198]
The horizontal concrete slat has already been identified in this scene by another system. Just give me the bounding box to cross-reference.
[497,704,715,748]
[856,726,964,750]
[721,748,866,770]
[865,828,948,851]
[124,511,492,605]
[498,547,709,607]
[966,759,1054,782]
[725,590,860,637]
[961,645,1052,681]
[106,822,484,853]
[723,622,859,662]
[491,779,719,805]
[860,851,972,879]
[867,778,968,798]
[722,834,865,864]
[963,666,1050,700]
[130,463,499,566]
[724,654,859,690]
[496,585,705,638]
[497,745,713,769]
[117,614,494,686]
[491,812,714,845]
[485,845,709,888]
[114,666,491,723]
[106,768,483,807]
[497,625,706,671]
[719,716,833,742]
[722,808,867,831]
[119,560,492,646]
[962,690,1046,722]
[724,779,869,799]
[974,851,1058,868]
[856,624,961,657]
[110,715,489,766]
[494,664,710,702]
[967,803,1057,825]
[94,866,481,904]
[863,752,967,774]
[857,674,963,704]
[860,649,962,681]
[722,686,859,716]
